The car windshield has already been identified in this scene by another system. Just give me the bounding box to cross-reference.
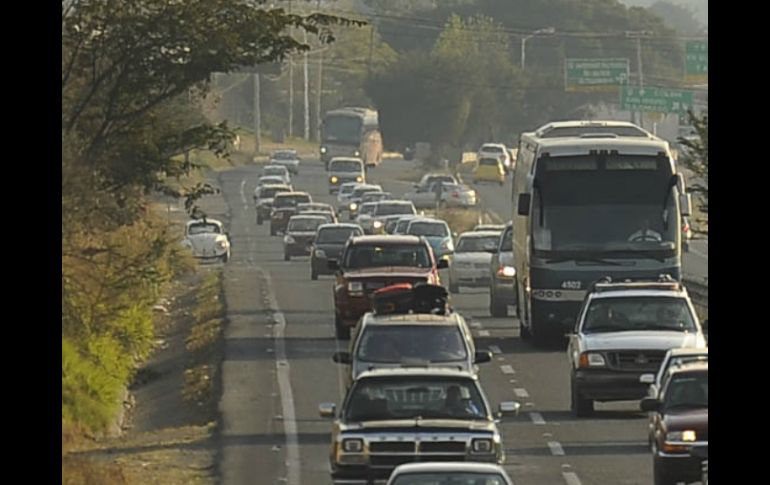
[426,175,455,186]
[363,193,390,202]
[353,187,380,198]
[456,236,499,253]
[344,244,431,269]
[288,218,324,232]
[658,354,708,383]
[499,228,512,252]
[272,151,297,160]
[300,212,333,223]
[345,377,487,421]
[357,325,468,363]
[264,167,286,176]
[274,194,311,208]
[340,184,358,195]
[316,227,361,243]
[359,203,377,216]
[479,158,499,166]
[375,203,415,216]
[664,372,708,409]
[188,223,220,235]
[259,187,289,199]
[395,219,414,234]
[583,297,697,333]
[482,145,504,153]
[408,222,449,238]
[330,160,362,172]
[391,473,508,485]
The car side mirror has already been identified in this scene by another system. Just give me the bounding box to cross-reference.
[640,397,661,412]
[679,193,693,216]
[332,351,352,364]
[639,373,655,385]
[517,193,531,216]
[474,351,492,364]
[437,259,449,270]
[319,402,336,418]
[497,401,520,418]
[327,259,340,271]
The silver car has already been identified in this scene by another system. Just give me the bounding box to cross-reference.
[269,149,300,174]
[448,231,501,293]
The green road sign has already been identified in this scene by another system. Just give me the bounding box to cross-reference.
[620,86,694,114]
[685,41,708,82]
[565,58,629,92]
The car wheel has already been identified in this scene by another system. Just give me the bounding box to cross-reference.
[284,252,290,261]
[489,290,507,318]
[335,314,350,340]
[571,373,594,417]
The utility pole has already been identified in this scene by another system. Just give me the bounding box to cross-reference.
[520,27,555,70]
[303,29,310,140]
[287,0,293,138]
[315,0,322,142]
[367,25,375,77]
[253,73,261,156]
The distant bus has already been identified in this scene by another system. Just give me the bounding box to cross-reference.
[320,107,383,168]
[511,121,692,345]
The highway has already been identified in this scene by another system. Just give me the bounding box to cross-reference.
[202,158,704,485]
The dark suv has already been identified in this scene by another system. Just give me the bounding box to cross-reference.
[269,191,312,236]
[329,235,447,339]
[641,362,708,485]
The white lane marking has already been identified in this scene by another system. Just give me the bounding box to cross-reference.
[514,388,529,398]
[260,269,301,485]
[548,441,565,456]
[562,471,582,485]
[500,365,515,375]
[489,345,502,354]
[478,330,490,337]
[240,179,247,203]
[470,321,482,328]
[529,412,546,425]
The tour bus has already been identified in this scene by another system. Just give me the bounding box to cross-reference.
[511,121,692,345]
[320,107,383,168]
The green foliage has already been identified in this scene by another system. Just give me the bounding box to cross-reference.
[678,110,707,232]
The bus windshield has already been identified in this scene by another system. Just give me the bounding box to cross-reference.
[532,155,677,256]
[323,116,362,145]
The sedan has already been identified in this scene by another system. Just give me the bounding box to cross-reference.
[387,463,515,485]
[448,231,501,293]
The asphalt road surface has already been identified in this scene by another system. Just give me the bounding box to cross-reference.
[205,158,705,485]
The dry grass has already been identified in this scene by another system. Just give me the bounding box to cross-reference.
[63,456,128,485]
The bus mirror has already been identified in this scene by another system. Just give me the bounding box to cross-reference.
[517,193,531,216]
[680,193,692,216]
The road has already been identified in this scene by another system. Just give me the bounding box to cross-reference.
[202,157,708,484]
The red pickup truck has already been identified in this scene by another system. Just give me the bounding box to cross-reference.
[328,235,447,339]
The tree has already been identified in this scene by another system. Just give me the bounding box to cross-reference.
[648,1,704,35]
[678,110,707,234]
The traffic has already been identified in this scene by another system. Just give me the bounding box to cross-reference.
[184,117,708,485]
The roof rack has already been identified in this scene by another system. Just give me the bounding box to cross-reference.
[589,274,684,293]
[372,283,450,316]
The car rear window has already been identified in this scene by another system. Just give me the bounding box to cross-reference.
[344,244,431,269]
[375,203,416,216]
[317,227,362,243]
[357,325,467,363]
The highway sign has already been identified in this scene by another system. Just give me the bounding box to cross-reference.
[685,41,708,83]
[620,86,694,114]
[565,58,630,92]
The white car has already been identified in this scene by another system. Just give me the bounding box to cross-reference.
[336,182,362,207]
[448,231,502,293]
[478,143,512,171]
[257,175,288,189]
[269,149,301,174]
[405,181,477,209]
[181,219,231,263]
[387,462,514,485]
[262,164,291,185]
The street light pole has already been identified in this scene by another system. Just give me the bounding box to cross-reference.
[521,27,555,70]
[625,30,652,127]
